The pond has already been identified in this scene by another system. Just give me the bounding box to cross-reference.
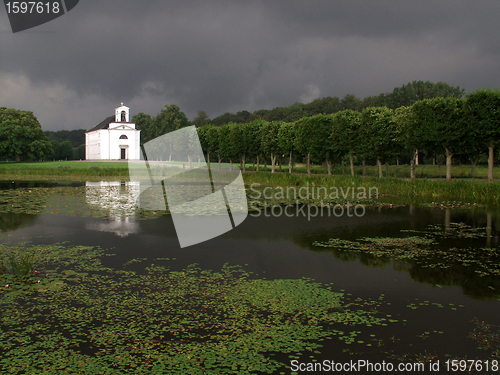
[0,180,499,374]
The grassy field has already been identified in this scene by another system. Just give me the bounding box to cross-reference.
[247,163,497,179]
[1,161,499,204]
[244,173,500,205]
[0,161,128,178]
[0,160,496,179]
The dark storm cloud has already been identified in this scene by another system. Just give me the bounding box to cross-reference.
[0,0,499,130]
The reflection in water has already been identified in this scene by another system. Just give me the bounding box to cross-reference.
[295,206,500,299]
[85,181,140,237]
[0,212,38,232]
[86,216,139,238]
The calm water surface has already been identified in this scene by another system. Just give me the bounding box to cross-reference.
[1,180,499,374]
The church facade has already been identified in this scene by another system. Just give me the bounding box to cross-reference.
[85,104,141,160]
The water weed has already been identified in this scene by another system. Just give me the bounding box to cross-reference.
[0,243,395,374]
[9,252,34,279]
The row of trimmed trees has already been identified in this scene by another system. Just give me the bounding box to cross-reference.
[196,88,500,181]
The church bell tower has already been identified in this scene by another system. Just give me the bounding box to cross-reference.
[115,102,130,123]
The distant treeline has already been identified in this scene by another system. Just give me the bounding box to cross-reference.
[191,80,465,127]
[44,129,86,160]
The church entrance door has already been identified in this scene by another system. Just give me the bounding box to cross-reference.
[120,148,126,160]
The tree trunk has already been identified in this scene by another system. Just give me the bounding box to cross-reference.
[207,152,210,170]
[445,147,452,181]
[350,153,355,176]
[415,149,419,165]
[271,153,276,173]
[488,141,494,182]
[327,159,332,175]
[289,151,293,173]
[256,155,260,172]
[307,153,311,176]
[470,158,477,177]
[241,154,246,172]
[377,159,383,178]
[279,156,282,173]
[218,154,221,170]
[362,159,366,176]
[410,150,416,180]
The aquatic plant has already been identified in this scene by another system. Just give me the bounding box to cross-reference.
[9,253,34,279]
[0,242,397,374]
[0,253,5,275]
[313,223,500,280]
[469,318,500,360]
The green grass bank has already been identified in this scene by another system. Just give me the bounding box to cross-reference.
[1,161,499,205]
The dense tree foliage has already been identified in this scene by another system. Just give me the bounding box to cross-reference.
[132,112,153,146]
[383,81,465,109]
[261,122,282,173]
[44,129,86,160]
[192,87,497,180]
[192,110,210,128]
[149,105,190,143]
[278,122,296,173]
[360,107,399,178]
[244,120,265,171]
[44,129,86,147]
[411,97,465,180]
[59,140,74,160]
[228,123,246,171]
[393,106,418,179]
[0,107,52,161]
[330,110,361,176]
[295,115,335,175]
[462,89,500,181]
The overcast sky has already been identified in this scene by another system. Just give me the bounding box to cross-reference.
[1,0,499,131]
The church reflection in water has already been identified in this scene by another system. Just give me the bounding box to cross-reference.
[85,181,141,237]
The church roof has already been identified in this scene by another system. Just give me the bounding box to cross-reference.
[87,115,115,133]
[87,114,136,133]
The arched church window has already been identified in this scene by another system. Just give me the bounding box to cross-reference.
[121,111,126,122]
[119,134,128,139]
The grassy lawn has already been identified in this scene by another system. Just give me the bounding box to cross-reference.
[0,161,495,179]
[246,163,497,180]
[1,161,499,205]
[0,161,129,178]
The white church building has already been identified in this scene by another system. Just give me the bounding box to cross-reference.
[85,103,141,160]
